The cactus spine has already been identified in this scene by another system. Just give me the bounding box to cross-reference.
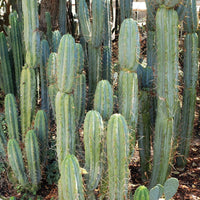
[5,94,20,141]
[0,32,14,94]
[107,114,130,199]
[34,110,48,163]
[60,154,84,199]
[94,80,113,121]
[25,130,41,191]
[150,7,179,187]
[22,0,40,68]
[83,111,104,191]
[7,139,27,186]
[20,67,36,139]
[134,186,149,200]
[9,12,23,95]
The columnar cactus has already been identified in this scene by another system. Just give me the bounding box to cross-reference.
[9,11,23,95]
[120,0,133,23]
[150,7,179,187]
[22,0,40,68]
[45,12,52,46]
[5,94,20,141]
[177,33,199,167]
[25,130,41,191]
[40,39,50,113]
[94,80,113,121]
[52,30,61,53]
[7,139,28,186]
[83,111,104,191]
[0,32,14,94]
[57,34,76,93]
[60,154,84,199]
[56,92,75,169]
[20,67,36,139]
[34,110,48,163]
[78,0,105,103]
[0,124,6,159]
[107,114,130,199]
[59,0,66,35]
[134,186,149,200]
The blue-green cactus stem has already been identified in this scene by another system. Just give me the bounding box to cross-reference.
[56,92,75,170]
[75,43,84,74]
[34,110,48,163]
[107,114,130,199]
[83,110,104,191]
[7,139,28,186]
[40,39,50,113]
[5,94,20,141]
[20,67,36,140]
[22,0,40,68]
[120,0,133,23]
[0,124,7,159]
[52,30,61,52]
[9,12,23,95]
[45,12,52,46]
[59,0,66,35]
[25,130,41,191]
[60,154,84,199]
[0,32,14,94]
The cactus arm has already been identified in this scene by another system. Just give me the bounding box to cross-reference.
[52,30,61,53]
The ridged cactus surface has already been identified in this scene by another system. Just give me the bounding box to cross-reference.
[20,67,36,139]
[5,94,20,141]
[119,18,140,71]
[94,80,113,121]
[25,130,41,191]
[52,30,61,52]
[0,124,6,158]
[56,92,75,169]
[22,0,40,67]
[107,114,129,199]
[7,139,27,186]
[83,110,104,191]
[57,34,76,93]
[60,155,84,200]
[134,186,149,200]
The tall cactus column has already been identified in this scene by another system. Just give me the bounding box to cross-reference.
[177,0,199,168]
[150,5,179,188]
[118,18,140,154]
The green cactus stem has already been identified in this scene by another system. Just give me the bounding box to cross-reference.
[107,114,130,199]
[25,130,41,191]
[59,0,67,35]
[5,94,20,141]
[52,30,61,53]
[134,186,149,200]
[7,139,28,186]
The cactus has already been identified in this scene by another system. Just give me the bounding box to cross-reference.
[156,0,181,8]
[75,43,84,74]
[60,154,84,199]
[34,110,48,163]
[120,0,133,23]
[25,130,41,191]
[7,139,28,186]
[94,80,113,121]
[56,92,75,169]
[107,114,130,199]
[74,74,86,128]
[102,0,112,82]
[118,71,138,128]
[138,91,151,180]
[45,12,52,46]
[83,110,104,191]
[0,32,14,94]
[9,11,23,96]
[5,94,20,141]
[177,33,198,167]
[119,18,140,72]
[0,124,6,159]
[47,53,57,85]
[57,34,76,93]
[52,30,61,52]
[78,0,105,103]
[134,186,149,200]
[22,0,40,68]
[40,39,50,113]
[20,67,36,140]
[164,178,179,200]
[150,7,179,188]
[59,0,67,35]
[149,185,163,200]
